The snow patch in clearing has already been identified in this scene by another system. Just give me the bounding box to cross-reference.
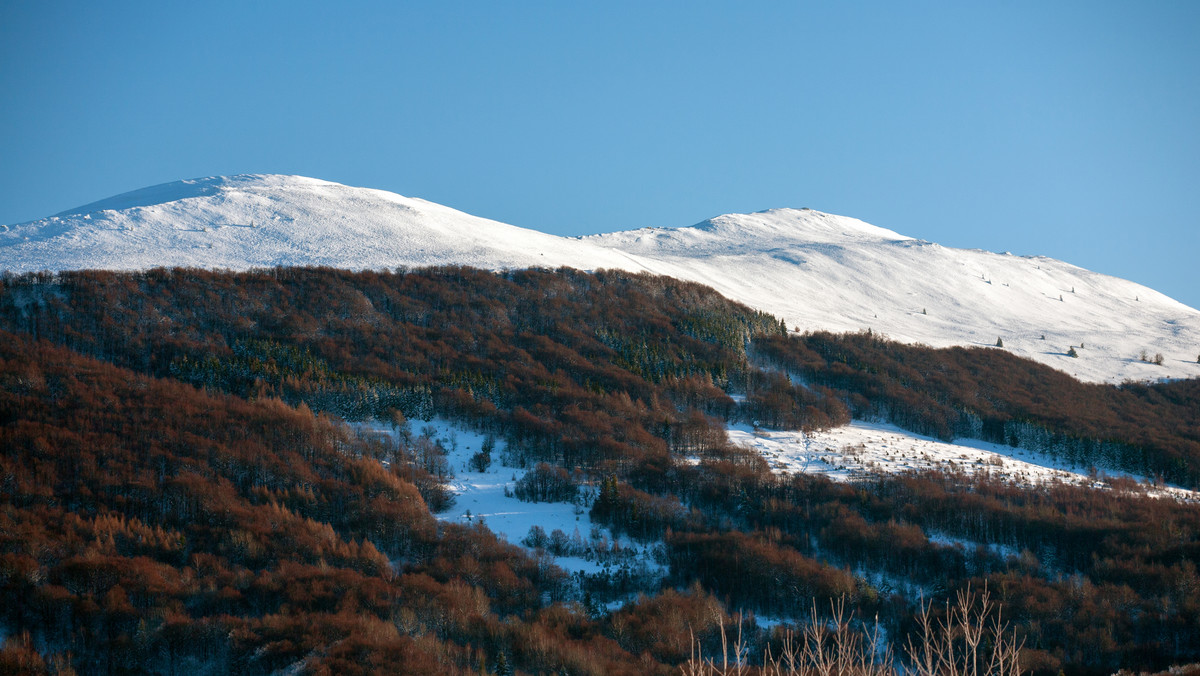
[357,418,665,577]
[728,421,1198,501]
[926,531,1021,561]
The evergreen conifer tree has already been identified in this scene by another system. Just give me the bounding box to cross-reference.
[495,651,512,676]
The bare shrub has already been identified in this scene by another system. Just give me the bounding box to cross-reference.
[906,587,1023,676]
[682,587,1021,676]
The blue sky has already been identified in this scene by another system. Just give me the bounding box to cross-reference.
[2,2,1197,308]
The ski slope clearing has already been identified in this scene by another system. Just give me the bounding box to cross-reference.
[4,174,1198,384]
[727,421,1199,502]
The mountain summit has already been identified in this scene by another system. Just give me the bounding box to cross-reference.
[690,208,912,243]
[3,174,1198,384]
[5,174,646,273]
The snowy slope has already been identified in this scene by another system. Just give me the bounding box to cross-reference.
[356,418,666,581]
[728,422,1198,502]
[584,208,1200,384]
[3,174,1198,384]
[0,174,650,273]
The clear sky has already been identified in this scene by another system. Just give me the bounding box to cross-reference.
[3,1,1198,308]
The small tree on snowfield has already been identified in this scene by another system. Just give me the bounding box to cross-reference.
[468,448,491,473]
[469,434,496,473]
[513,463,577,502]
[995,337,1004,348]
[1068,346,1078,358]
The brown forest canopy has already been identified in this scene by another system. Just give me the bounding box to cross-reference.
[1,266,1199,675]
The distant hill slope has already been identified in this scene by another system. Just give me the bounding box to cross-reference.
[3,173,1197,384]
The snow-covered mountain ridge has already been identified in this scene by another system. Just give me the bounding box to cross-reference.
[3,174,1197,385]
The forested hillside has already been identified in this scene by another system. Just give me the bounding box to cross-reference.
[757,330,1200,487]
[1,267,1198,675]
[0,332,675,675]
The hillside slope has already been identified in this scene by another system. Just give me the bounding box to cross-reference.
[586,207,1200,384]
[4,267,1199,674]
[0,174,651,273]
[3,174,1197,384]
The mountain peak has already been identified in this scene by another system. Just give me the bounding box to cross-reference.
[691,207,913,244]
[3,174,1198,385]
[3,174,649,275]
[55,174,343,217]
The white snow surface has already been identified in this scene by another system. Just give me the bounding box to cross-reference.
[728,422,1198,501]
[358,419,663,578]
[4,173,1198,384]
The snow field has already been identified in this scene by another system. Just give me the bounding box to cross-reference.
[586,211,1200,386]
[356,419,666,578]
[727,421,1198,501]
